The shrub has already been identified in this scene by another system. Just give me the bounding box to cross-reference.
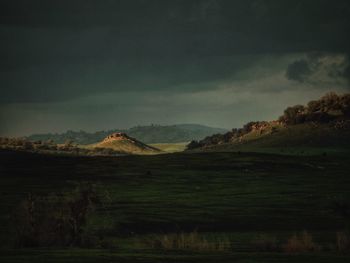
[13,184,100,248]
[340,94,350,117]
[320,92,342,112]
[307,100,322,113]
[186,140,202,150]
[336,232,350,253]
[142,231,231,252]
[22,140,34,150]
[282,231,320,253]
[279,92,349,125]
[304,112,333,123]
[280,105,306,125]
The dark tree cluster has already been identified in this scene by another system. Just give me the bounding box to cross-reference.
[279,92,350,125]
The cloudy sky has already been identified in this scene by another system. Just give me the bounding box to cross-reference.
[1,0,350,136]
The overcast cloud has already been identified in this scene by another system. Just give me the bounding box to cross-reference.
[1,0,349,136]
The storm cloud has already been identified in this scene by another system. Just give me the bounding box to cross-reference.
[1,0,350,136]
[286,53,350,85]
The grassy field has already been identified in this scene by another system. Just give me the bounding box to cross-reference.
[0,149,350,262]
[150,142,189,153]
[1,249,350,263]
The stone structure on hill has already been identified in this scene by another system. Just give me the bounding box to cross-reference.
[99,132,161,153]
[102,132,159,147]
[103,132,132,142]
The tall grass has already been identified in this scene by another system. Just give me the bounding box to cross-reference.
[336,232,350,253]
[282,231,320,253]
[141,231,231,252]
[139,231,350,254]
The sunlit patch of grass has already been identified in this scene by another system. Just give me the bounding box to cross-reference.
[149,142,189,153]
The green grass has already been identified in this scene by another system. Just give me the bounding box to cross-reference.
[84,139,160,155]
[149,142,189,153]
[1,249,350,263]
[1,149,350,262]
[196,123,350,156]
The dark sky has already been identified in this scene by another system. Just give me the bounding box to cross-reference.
[1,0,350,136]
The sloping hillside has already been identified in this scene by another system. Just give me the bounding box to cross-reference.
[87,132,161,155]
[188,92,350,155]
[195,123,350,155]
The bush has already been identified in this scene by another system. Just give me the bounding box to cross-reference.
[186,140,202,150]
[280,105,306,125]
[279,92,350,125]
[282,231,320,253]
[340,94,350,117]
[336,232,350,253]
[305,112,334,123]
[307,100,322,113]
[13,184,100,248]
[142,231,231,252]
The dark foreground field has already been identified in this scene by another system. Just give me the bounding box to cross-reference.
[0,150,350,262]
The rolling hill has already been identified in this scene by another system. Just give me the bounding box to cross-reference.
[27,124,227,145]
[86,132,161,155]
[188,92,350,155]
[191,123,350,155]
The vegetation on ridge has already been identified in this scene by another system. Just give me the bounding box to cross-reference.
[187,92,350,151]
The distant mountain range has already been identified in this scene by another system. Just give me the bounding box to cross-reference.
[27,124,227,145]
